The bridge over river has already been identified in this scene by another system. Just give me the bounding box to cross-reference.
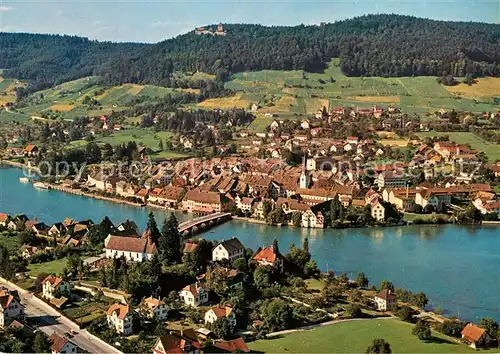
[178,212,232,235]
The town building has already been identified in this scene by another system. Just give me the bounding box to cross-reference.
[253,241,284,272]
[104,234,157,262]
[0,289,24,327]
[370,201,386,221]
[204,305,236,328]
[48,333,78,354]
[182,189,226,213]
[139,297,168,321]
[377,171,407,189]
[374,289,397,311]
[152,331,202,354]
[42,275,71,300]
[106,303,134,335]
[212,238,245,263]
[179,282,208,307]
[461,323,491,349]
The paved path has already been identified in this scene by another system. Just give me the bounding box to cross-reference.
[0,279,120,354]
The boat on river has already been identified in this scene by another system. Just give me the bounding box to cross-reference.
[19,177,30,183]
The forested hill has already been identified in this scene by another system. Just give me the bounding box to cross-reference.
[1,14,499,90]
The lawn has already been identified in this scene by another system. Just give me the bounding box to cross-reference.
[416,132,500,162]
[28,258,67,276]
[304,278,324,291]
[249,319,483,353]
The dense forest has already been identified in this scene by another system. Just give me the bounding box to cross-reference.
[1,14,498,90]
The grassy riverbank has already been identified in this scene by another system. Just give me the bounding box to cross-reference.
[249,318,490,353]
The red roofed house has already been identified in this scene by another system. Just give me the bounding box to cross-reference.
[139,297,168,321]
[24,144,39,157]
[104,234,157,262]
[0,289,24,327]
[213,337,250,353]
[107,303,133,335]
[461,323,491,349]
[182,189,227,213]
[204,305,236,328]
[42,275,71,300]
[0,213,9,227]
[179,282,208,307]
[253,240,284,272]
[374,289,397,312]
[48,333,78,354]
[183,241,199,255]
[152,331,202,354]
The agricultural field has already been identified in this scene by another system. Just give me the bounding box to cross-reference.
[197,94,253,109]
[0,77,25,106]
[22,77,189,120]
[416,132,500,162]
[249,318,489,353]
[444,77,500,101]
[224,58,500,117]
[95,129,189,159]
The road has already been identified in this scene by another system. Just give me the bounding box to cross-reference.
[0,279,120,354]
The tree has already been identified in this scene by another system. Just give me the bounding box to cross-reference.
[259,299,292,332]
[159,214,181,264]
[412,320,432,341]
[33,331,50,353]
[208,317,234,339]
[366,339,391,354]
[356,272,369,288]
[479,317,499,337]
[379,280,394,291]
[412,292,428,308]
[85,141,102,164]
[146,212,161,245]
[345,304,362,318]
[292,212,302,227]
[396,306,416,322]
[253,265,273,291]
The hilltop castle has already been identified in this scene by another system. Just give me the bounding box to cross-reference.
[195,23,227,36]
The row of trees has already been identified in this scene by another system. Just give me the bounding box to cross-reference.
[2,14,498,90]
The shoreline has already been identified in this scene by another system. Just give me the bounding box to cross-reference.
[2,162,497,230]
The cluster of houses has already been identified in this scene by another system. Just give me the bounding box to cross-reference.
[194,23,227,36]
[0,213,94,250]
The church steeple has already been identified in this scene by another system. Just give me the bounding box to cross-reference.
[299,154,309,189]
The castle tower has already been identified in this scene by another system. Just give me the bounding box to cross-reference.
[299,154,309,189]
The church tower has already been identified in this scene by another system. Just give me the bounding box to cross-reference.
[299,154,309,189]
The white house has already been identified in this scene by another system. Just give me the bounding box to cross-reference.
[106,303,134,335]
[253,243,284,272]
[0,289,24,327]
[139,297,168,321]
[42,275,71,300]
[204,305,236,328]
[179,282,208,307]
[212,238,245,263]
[104,234,157,262]
[301,210,325,228]
[374,289,397,312]
[49,333,78,354]
[371,201,386,221]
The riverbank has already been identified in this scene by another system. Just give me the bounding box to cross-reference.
[0,159,41,175]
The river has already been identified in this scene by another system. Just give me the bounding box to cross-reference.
[1,166,499,322]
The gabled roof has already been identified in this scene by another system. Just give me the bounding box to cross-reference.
[43,275,64,289]
[216,238,244,253]
[376,289,396,301]
[208,305,233,319]
[461,323,486,343]
[107,303,131,320]
[105,235,157,254]
[213,337,250,353]
[49,333,73,353]
[253,245,280,263]
[0,213,9,223]
[183,241,199,254]
[182,282,206,297]
[142,296,166,311]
